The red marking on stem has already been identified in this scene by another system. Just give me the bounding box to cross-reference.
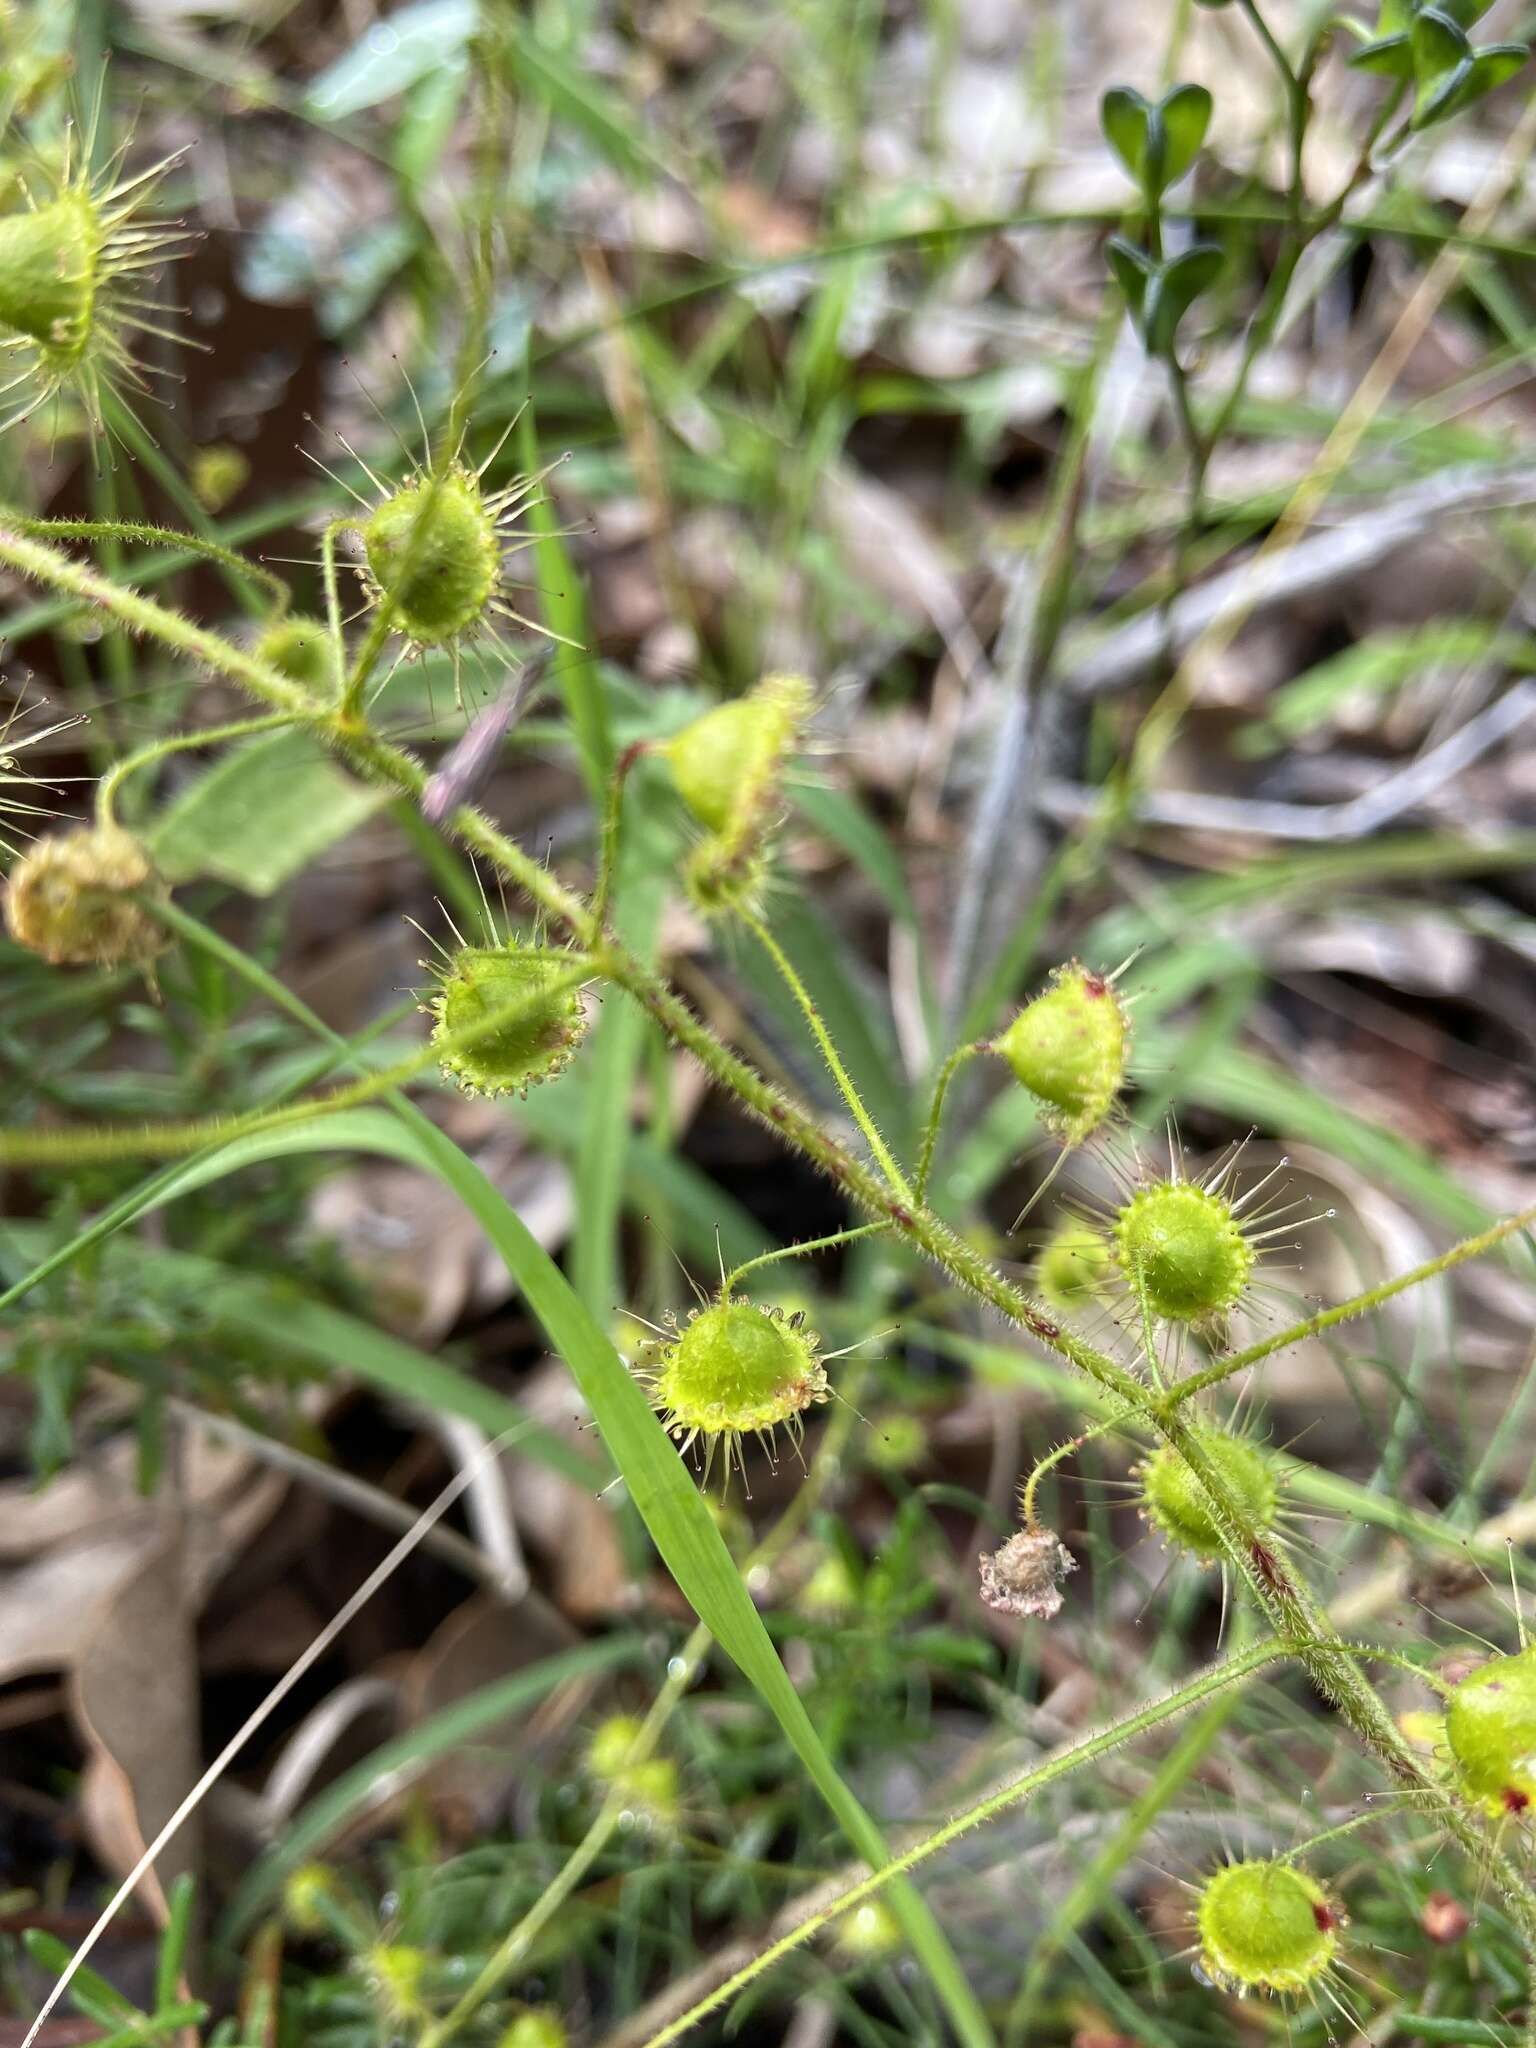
[1249,1541,1283,1590]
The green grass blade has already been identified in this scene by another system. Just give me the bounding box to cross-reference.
[49,1104,993,2048]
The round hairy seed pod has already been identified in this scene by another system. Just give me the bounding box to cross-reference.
[1445,1646,1536,1815]
[993,962,1129,1144]
[1139,1430,1277,1561]
[0,191,99,369]
[3,823,167,968]
[645,1297,828,1482]
[1114,1180,1254,1324]
[1196,1860,1340,1996]
[0,151,191,429]
[367,1944,428,2019]
[664,674,811,835]
[256,614,332,689]
[585,1714,680,1828]
[363,465,499,647]
[429,943,586,1097]
[1035,1217,1114,1316]
[498,2010,567,2048]
[833,1899,903,1962]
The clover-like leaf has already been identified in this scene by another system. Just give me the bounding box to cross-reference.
[1159,83,1214,185]
[1144,242,1224,358]
[1101,87,1153,183]
[1105,235,1156,324]
[1414,33,1526,122]
[1101,82,1212,197]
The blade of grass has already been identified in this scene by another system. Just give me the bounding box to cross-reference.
[34,1106,993,2048]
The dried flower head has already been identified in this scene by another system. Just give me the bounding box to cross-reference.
[978,1526,1076,1619]
[4,821,166,968]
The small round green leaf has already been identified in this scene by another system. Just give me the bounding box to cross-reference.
[1146,242,1224,357]
[1159,83,1213,184]
[1106,235,1155,323]
[1101,86,1152,181]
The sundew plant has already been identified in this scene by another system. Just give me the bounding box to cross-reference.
[3,1,1536,2045]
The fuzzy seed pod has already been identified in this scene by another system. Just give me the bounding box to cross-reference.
[664,675,810,917]
[833,1900,904,1961]
[498,2010,567,2048]
[585,1714,680,1828]
[4,823,167,968]
[429,943,587,1097]
[1113,1180,1254,1325]
[0,149,190,430]
[363,466,499,648]
[1035,1218,1114,1316]
[644,1297,828,1483]
[1139,1431,1276,1561]
[367,1944,428,2019]
[665,674,810,833]
[256,614,332,689]
[1195,1860,1340,1996]
[281,1862,339,1936]
[993,962,1129,1144]
[1445,1646,1536,1814]
[978,1526,1076,1619]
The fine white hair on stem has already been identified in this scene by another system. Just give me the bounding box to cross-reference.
[20,1420,532,2048]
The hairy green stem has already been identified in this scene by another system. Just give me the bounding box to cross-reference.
[6,522,1536,1963]
[914,1040,980,1203]
[5,514,290,612]
[1165,1199,1536,1410]
[96,714,296,826]
[0,960,589,1166]
[742,909,917,1207]
[637,1639,1291,2046]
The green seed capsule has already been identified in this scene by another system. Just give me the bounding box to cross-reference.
[1139,1430,1277,1560]
[646,1298,828,1483]
[664,674,809,834]
[256,614,332,689]
[430,943,586,1097]
[1196,1859,1339,1995]
[3,823,167,969]
[1445,1647,1536,1815]
[0,191,99,368]
[0,153,189,430]
[367,1944,428,2019]
[994,962,1129,1143]
[363,466,499,647]
[1114,1180,1254,1324]
[585,1715,680,1827]
[498,2010,567,2048]
[1035,1218,1114,1315]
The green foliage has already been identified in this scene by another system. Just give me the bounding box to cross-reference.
[3,5,1536,2045]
